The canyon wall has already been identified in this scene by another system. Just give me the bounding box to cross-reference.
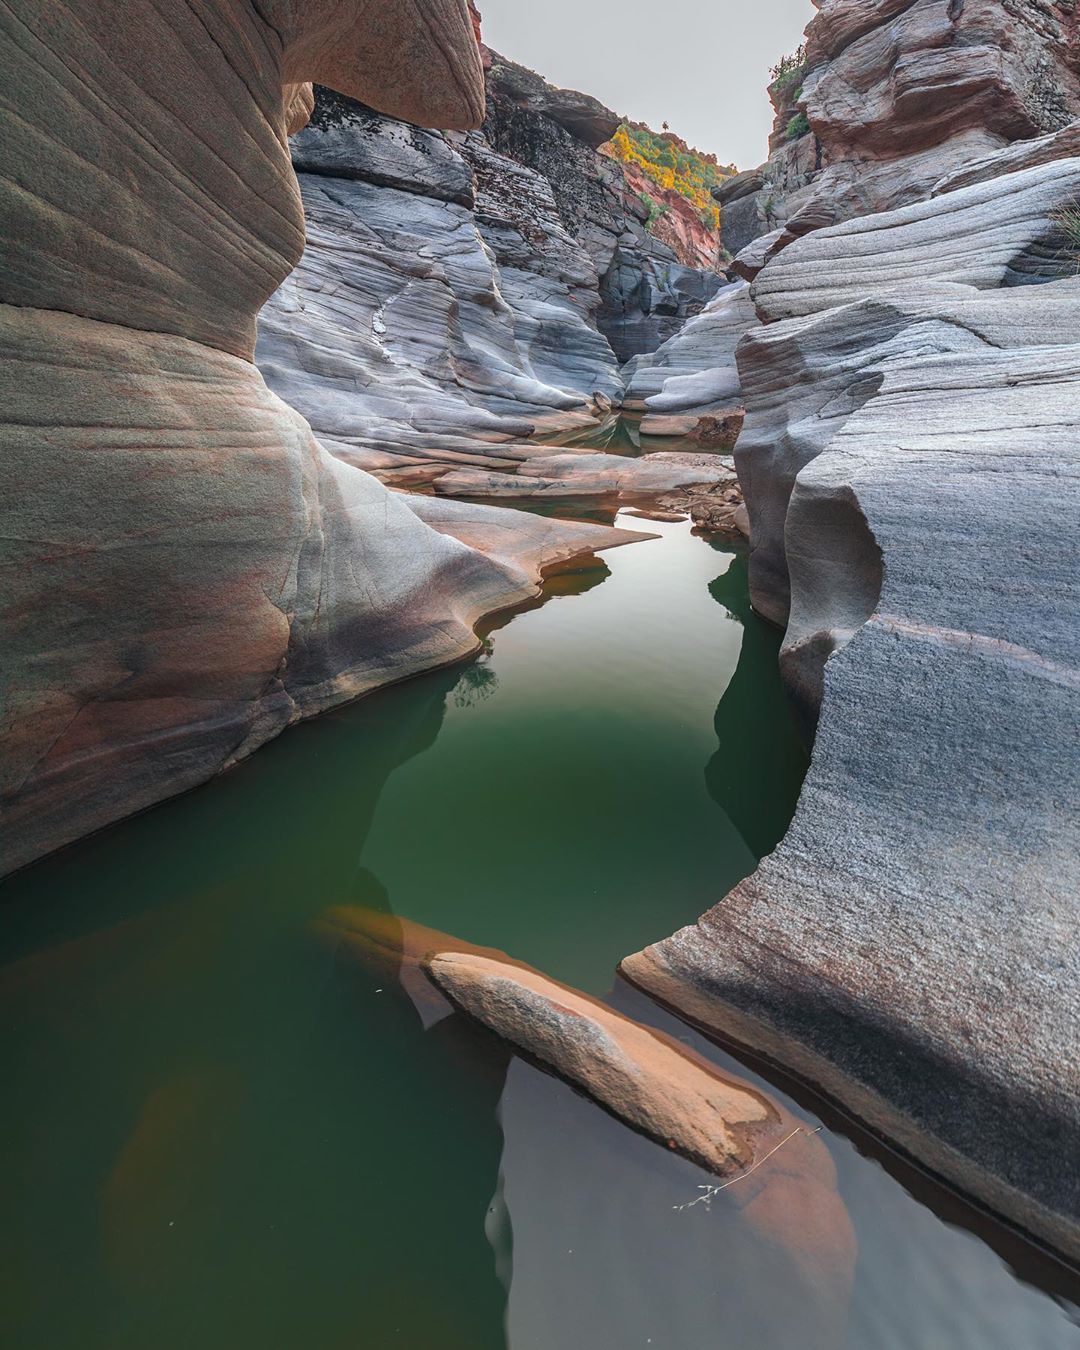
[0,0,645,877]
[256,86,621,486]
[718,0,1080,263]
[482,52,725,361]
[626,0,1080,1261]
[256,57,727,485]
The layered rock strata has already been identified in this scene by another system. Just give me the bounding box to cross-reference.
[626,155,1080,1259]
[432,451,733,500]
[257,60,728,481]
[719,0,1080,259]
[0,0,639,876]
[257,88,623,481]
[623,281,758,437]
[482,52,725,362]
[750,158,1080,322]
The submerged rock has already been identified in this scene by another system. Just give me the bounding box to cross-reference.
[424,950,780,1176]
[321,901,856,1313]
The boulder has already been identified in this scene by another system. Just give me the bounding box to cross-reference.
[712,167,768,206]
[638,411,744,449]
[689,412,745,449]
[320,901,857,1323]
[424,950,780,1176]
[688,498,749,539]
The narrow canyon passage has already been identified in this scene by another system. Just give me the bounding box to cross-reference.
[4,0,1080,1337]
[0,491,1074,1348]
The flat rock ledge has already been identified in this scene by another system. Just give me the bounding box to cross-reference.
[423,950,779,1177]
[432,450,733,500]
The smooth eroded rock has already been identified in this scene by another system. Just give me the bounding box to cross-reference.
[424,950,779,1176]
[0,0,642,875]
[433,452,730,500]
[751,158,1080,322]
[628,278,1080,1261]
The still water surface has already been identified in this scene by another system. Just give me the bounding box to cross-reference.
[1,514,1077,1348]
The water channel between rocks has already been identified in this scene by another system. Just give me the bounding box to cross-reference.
[1,482,1077,1348]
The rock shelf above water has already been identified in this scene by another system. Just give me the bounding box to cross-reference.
[432,451,735,500]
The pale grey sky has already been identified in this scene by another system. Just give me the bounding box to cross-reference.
[479,0,815,170]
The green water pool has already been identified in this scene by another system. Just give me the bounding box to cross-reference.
[1,514,1076,1348]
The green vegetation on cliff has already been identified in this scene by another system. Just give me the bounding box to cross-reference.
[770,45,807,94]
[1053,206,1080,262]
[785,112,811,141]
[604,123,734,230]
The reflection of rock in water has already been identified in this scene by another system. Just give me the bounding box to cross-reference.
[705,548,808,860]
[493,1057,854,1350]
[453,652,500,709]
[326,907,856,1347]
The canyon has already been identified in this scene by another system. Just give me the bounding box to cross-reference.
[1,0,1078,1309]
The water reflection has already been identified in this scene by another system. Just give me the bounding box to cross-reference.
[0,666,513,1349]
[1,513,1075,1350]
[704,546,809,858]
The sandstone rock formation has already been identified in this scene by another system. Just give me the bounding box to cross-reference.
[432,451,732,500]
[257,87,624,482]
[623,281,757,433]
[482,52,724,362]
[719,0,1080,260]
[750,157,1080,322]
[425,948,784,1175]
[0,0,639,876]
[626,152,1080,1260]
[257,58,728,481]
[737,162,1080,628]
[933,116,1080,192]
